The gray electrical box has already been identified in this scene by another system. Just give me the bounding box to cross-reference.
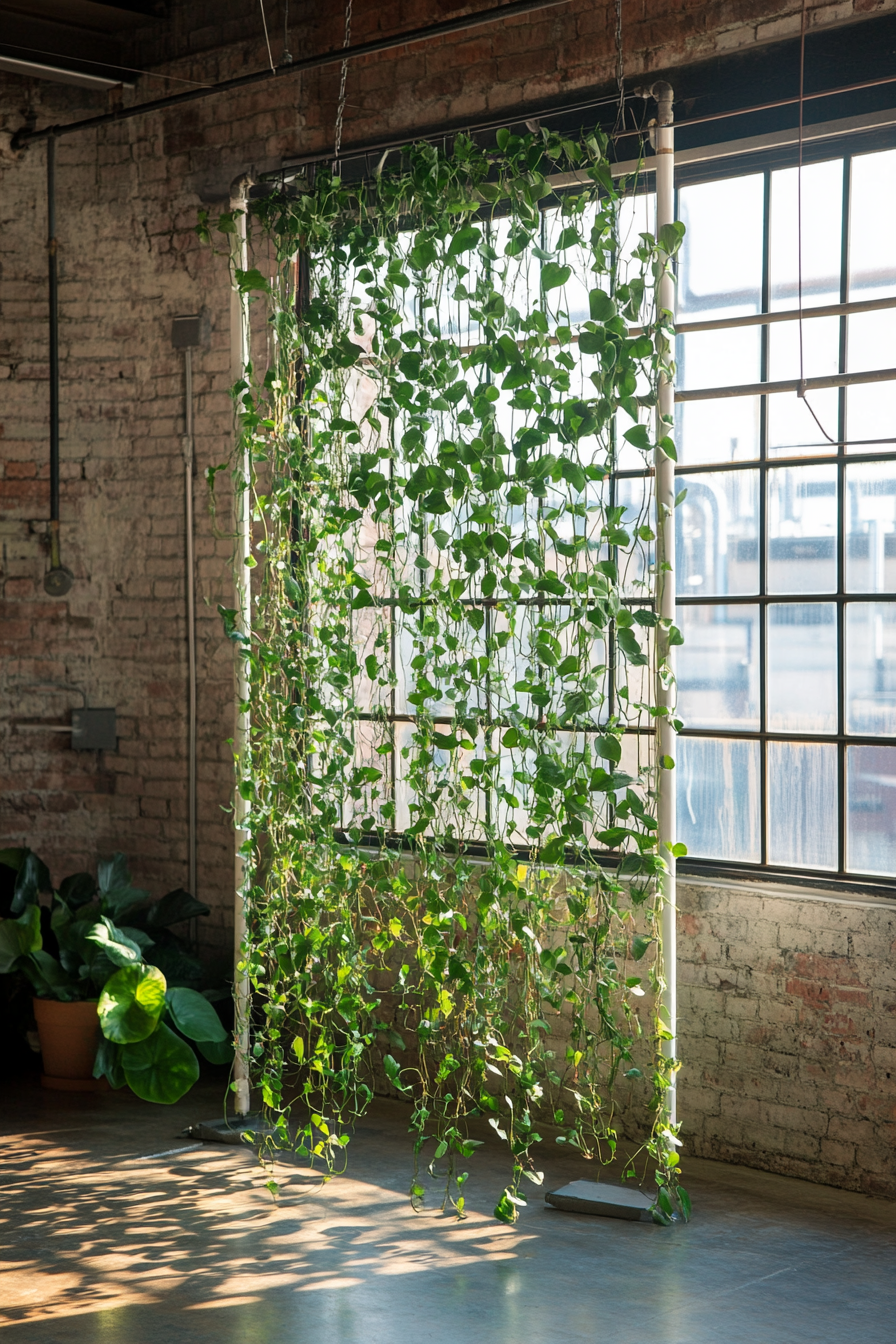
[171,313,209,349]
[71,708,117,751]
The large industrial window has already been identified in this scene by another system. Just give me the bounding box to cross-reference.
[352,137,896,888]
[661,143,896,883]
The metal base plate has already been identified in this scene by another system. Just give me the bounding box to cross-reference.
[545,1180,655,1221]
[183,1114,277,1145]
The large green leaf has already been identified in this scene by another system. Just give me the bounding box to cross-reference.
[59,872,97,909]
[86,917,144,968]
[96,853,149,919]
[98,964,166,1043]
[136,888,210,930]
[10,851,52,916]
[0,904,41,972]
[93,1036,126,1089]
[0,847,29,873]
[445,224,480,259]
[195,1037,235,1065]
[145,931,203,989]
[120,1023,200,1104]
[165,986,227,1043]
[51,902,89,974]
[27,949,82,1000]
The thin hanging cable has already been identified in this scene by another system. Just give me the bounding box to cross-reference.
[795,0,838,445]
[258,0,276,73]
[333,0,353,164]
[0,41,216,87]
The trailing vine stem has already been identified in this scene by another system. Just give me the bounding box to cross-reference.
[198,125,690,1225]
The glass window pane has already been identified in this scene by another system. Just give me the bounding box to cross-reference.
[676,470,759,596]
[770,159,843,310]
[768,388,840,457]
[845,602,896,736]
[677,328,761,393]
[767,317,841,456]
[768,315,840,380]
[849,148,896,300]
[677,396,761,467]
[767,464,837,593]
[845,309,896,450]
[676,605,760,729]
[767,603,838,733]
[846,745,896,876]
[767,740,838,870]
[846,383,896,451]
[615,475,654,597]
[677,736,760,861]
[678,174,764,317]
[845,461,896,592]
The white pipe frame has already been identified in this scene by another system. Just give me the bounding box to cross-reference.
[652,82,678,1131]
[230,173,255,1117]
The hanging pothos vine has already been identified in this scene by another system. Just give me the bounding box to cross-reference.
[199,124,689,1225]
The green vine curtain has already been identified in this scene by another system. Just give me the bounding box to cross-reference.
[201,126,688,1224]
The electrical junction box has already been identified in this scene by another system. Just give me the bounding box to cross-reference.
[71,708,117,751]
[171,313,209,349]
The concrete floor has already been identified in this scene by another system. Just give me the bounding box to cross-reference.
[1,1078,894,1344]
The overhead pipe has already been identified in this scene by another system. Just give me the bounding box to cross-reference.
[44,135,72,598]
[10,0,572,149]
[230,173,254,1118]
[651,81,678,1131]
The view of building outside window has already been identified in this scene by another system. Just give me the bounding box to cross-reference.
[664,146,896,878]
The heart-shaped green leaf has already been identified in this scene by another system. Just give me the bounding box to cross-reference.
[541,262,571,292]
[98,964,166,1043]
[165,986,227,1043]
[10,851,52,915]
[86,917,144,968]
[0,904,41,973]
[120,1023,200,1104]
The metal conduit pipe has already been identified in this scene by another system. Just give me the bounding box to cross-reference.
[184,348,197,908]
[44,135,73,598]
[230,173,254,1118]
[652,80,678,1132]
[10,0,571,149]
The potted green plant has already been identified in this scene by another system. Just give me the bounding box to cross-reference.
[0,848,232,1101]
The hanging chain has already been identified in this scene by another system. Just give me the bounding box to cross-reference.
[614,0,625,133]
[334,0,353,163]
[282,0,292,64]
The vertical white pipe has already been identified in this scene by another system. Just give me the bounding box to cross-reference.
[230,174,254,1116]
[653,83,678,1129]
[183,347,198,908]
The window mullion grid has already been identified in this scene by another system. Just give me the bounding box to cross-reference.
[759,166,771,867]
[836,154,852,875]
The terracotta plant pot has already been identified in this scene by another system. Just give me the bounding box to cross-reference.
[32,997,107,1092]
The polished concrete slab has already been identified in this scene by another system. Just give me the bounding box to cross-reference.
[1,1078,894,1343]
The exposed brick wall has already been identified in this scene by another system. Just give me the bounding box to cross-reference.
[0,0,894,1188]
[678,879,896,1198]
[0,83,238,968]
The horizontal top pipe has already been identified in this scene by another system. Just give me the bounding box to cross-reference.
[11,0,571,148]
[642,293,896,337]
[631,70,896,133]
[675,365,896,402]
